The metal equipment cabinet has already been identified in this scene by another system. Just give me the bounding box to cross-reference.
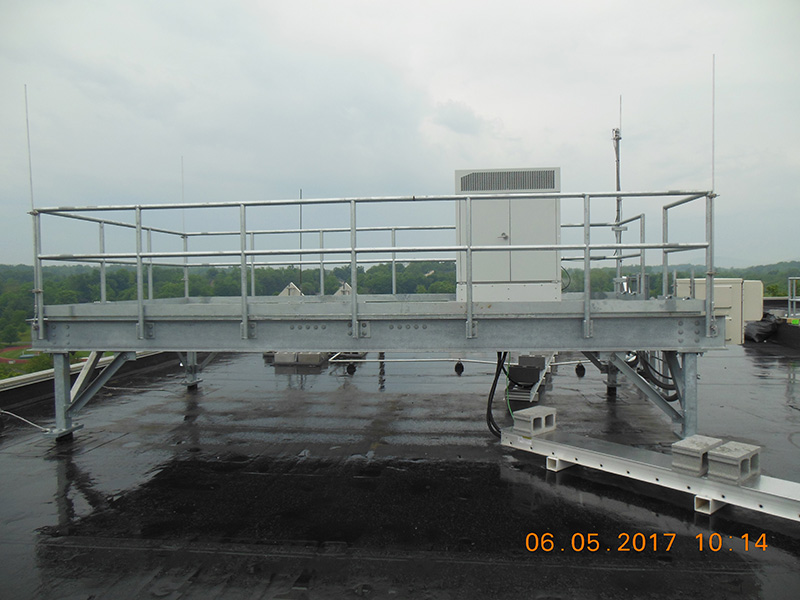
[455,168,561,302]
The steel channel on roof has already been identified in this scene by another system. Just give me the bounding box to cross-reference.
[502,430,800,522]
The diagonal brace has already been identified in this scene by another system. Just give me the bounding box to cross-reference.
[71,351,102,401]
[68,352,136,416]
[608,352,683,423]
[581,351,608,373]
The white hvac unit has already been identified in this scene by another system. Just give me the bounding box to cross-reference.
[676,278,763,345]
[455,168,561,302]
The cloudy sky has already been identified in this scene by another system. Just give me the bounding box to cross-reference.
[1,0,798,267]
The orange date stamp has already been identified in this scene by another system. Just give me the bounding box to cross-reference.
[525,532,768,552]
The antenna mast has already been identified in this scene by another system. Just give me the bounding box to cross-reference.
[25,85,35,211]
[711,54,716,193]
[613,96,623,294]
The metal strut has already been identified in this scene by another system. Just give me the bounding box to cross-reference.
[47,351,136,439]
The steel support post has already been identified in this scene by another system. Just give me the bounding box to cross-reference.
[184,351,199,389]
[47,353,84,439]
[53,353,72,433]
[606,365,618,399]
[680,352,699,437]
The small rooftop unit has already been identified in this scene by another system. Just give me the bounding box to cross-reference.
[455,168,561,302]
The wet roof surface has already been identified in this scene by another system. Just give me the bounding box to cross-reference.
[1,344,799,599]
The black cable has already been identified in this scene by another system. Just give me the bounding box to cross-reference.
[636,351,680,402]
[486,352,507,438]
[561,266,572,291]
[637,351,677,391]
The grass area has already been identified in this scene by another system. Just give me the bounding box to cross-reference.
[0,348,31,360]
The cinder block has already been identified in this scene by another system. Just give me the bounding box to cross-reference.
[519,354,547,369]
[671,435,724,476]
[512,406,556,438]
[297,352,327,365]
[708,441,761,484]
[274,352,298,365]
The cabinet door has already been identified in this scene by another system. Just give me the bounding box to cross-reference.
[509,198,559,282]
[471,198,510,283]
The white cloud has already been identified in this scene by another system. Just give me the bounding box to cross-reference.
[0,0,798,266]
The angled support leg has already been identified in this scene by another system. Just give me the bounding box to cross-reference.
[46,353,83,440]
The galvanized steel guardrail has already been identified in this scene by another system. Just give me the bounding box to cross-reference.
[30,190,716,342]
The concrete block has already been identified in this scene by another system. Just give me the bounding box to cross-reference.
[519,354,547,369]
[708,441,761,484]
[274,352,298,365]
[671,435,723,476]
[297,352,327,366]
[512,406,556,438]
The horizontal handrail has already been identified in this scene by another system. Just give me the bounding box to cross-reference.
[35,190,712,214]
[38,242,708,262]
[31,189,716,344]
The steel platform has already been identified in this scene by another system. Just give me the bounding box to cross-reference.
[34,294,720,354]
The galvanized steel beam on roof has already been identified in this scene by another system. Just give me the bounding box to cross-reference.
[33,295,724,354]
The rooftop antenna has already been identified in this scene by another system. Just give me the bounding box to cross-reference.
[612,95,623,294]
[181,155,185,231]
[24,85,35,211]
[711,54,716,193]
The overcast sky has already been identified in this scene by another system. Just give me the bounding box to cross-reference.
[1,0,798,268]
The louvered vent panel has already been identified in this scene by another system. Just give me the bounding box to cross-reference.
[455,168,560,193]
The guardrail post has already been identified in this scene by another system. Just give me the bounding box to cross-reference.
[319,230,325,295]
[350,199,358,337]
[705,193,716,338]
[182,235,189,299]
[662,206,669,297]
[250,232,256,297]
[391,227,398,295]
[99,222,107,303]
[465,196,475,339]
[146,228,153,300]
[240,204,249,339]
[31,210,45,340]
[135,206,145,339]
[582,194,592,338]
[639,214,647,298]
